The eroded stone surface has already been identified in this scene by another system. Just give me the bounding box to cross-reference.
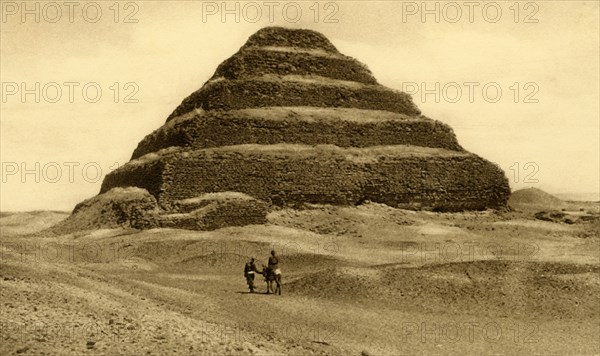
[104,145,510,212]
[51,187,162,232]
[132,108,462,159]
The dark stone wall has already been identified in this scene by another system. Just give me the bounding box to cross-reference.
[131,111,463,159]
[166,79,421,121]
[212,49,377,84]
[104,146,510,211]
[361,159,510,211]
[100,159,165,199]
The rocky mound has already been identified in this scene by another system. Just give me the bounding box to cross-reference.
[67,26,510,231]
[509,188,564,207]
[533,210,600,225]
[51,188,268,233]
[51,187,162,233]
[161,192,269,231]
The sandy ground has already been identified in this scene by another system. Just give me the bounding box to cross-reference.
[1,203,599,355]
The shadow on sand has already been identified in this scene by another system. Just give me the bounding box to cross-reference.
[236,291,276,295]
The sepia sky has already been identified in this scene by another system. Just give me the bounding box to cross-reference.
[1,1,599,211]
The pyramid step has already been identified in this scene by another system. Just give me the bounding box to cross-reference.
[102,144,510,212]
[212,47,377,84]
[133,107,461,159]
[167,75,420,120]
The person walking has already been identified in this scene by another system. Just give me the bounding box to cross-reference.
[244,257,258,293]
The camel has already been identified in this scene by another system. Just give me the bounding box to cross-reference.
[260,264,281,295]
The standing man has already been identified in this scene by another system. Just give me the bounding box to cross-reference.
[268,250,280,277]
[244,257,257,293]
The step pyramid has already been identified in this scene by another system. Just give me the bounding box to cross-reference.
[96,27,509,217]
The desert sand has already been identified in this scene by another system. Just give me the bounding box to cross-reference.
[1,192,598,355]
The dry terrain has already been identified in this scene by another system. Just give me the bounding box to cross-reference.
[1,199,599,355]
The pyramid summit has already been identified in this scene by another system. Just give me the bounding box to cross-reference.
[165,27,419,120]
[60,27,510,231]
[241,26,340,52]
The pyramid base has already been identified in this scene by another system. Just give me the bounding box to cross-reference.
[102,145,510,212]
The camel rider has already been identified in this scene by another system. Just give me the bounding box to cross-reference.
[268,250,281,276]
[244,258,258,293]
